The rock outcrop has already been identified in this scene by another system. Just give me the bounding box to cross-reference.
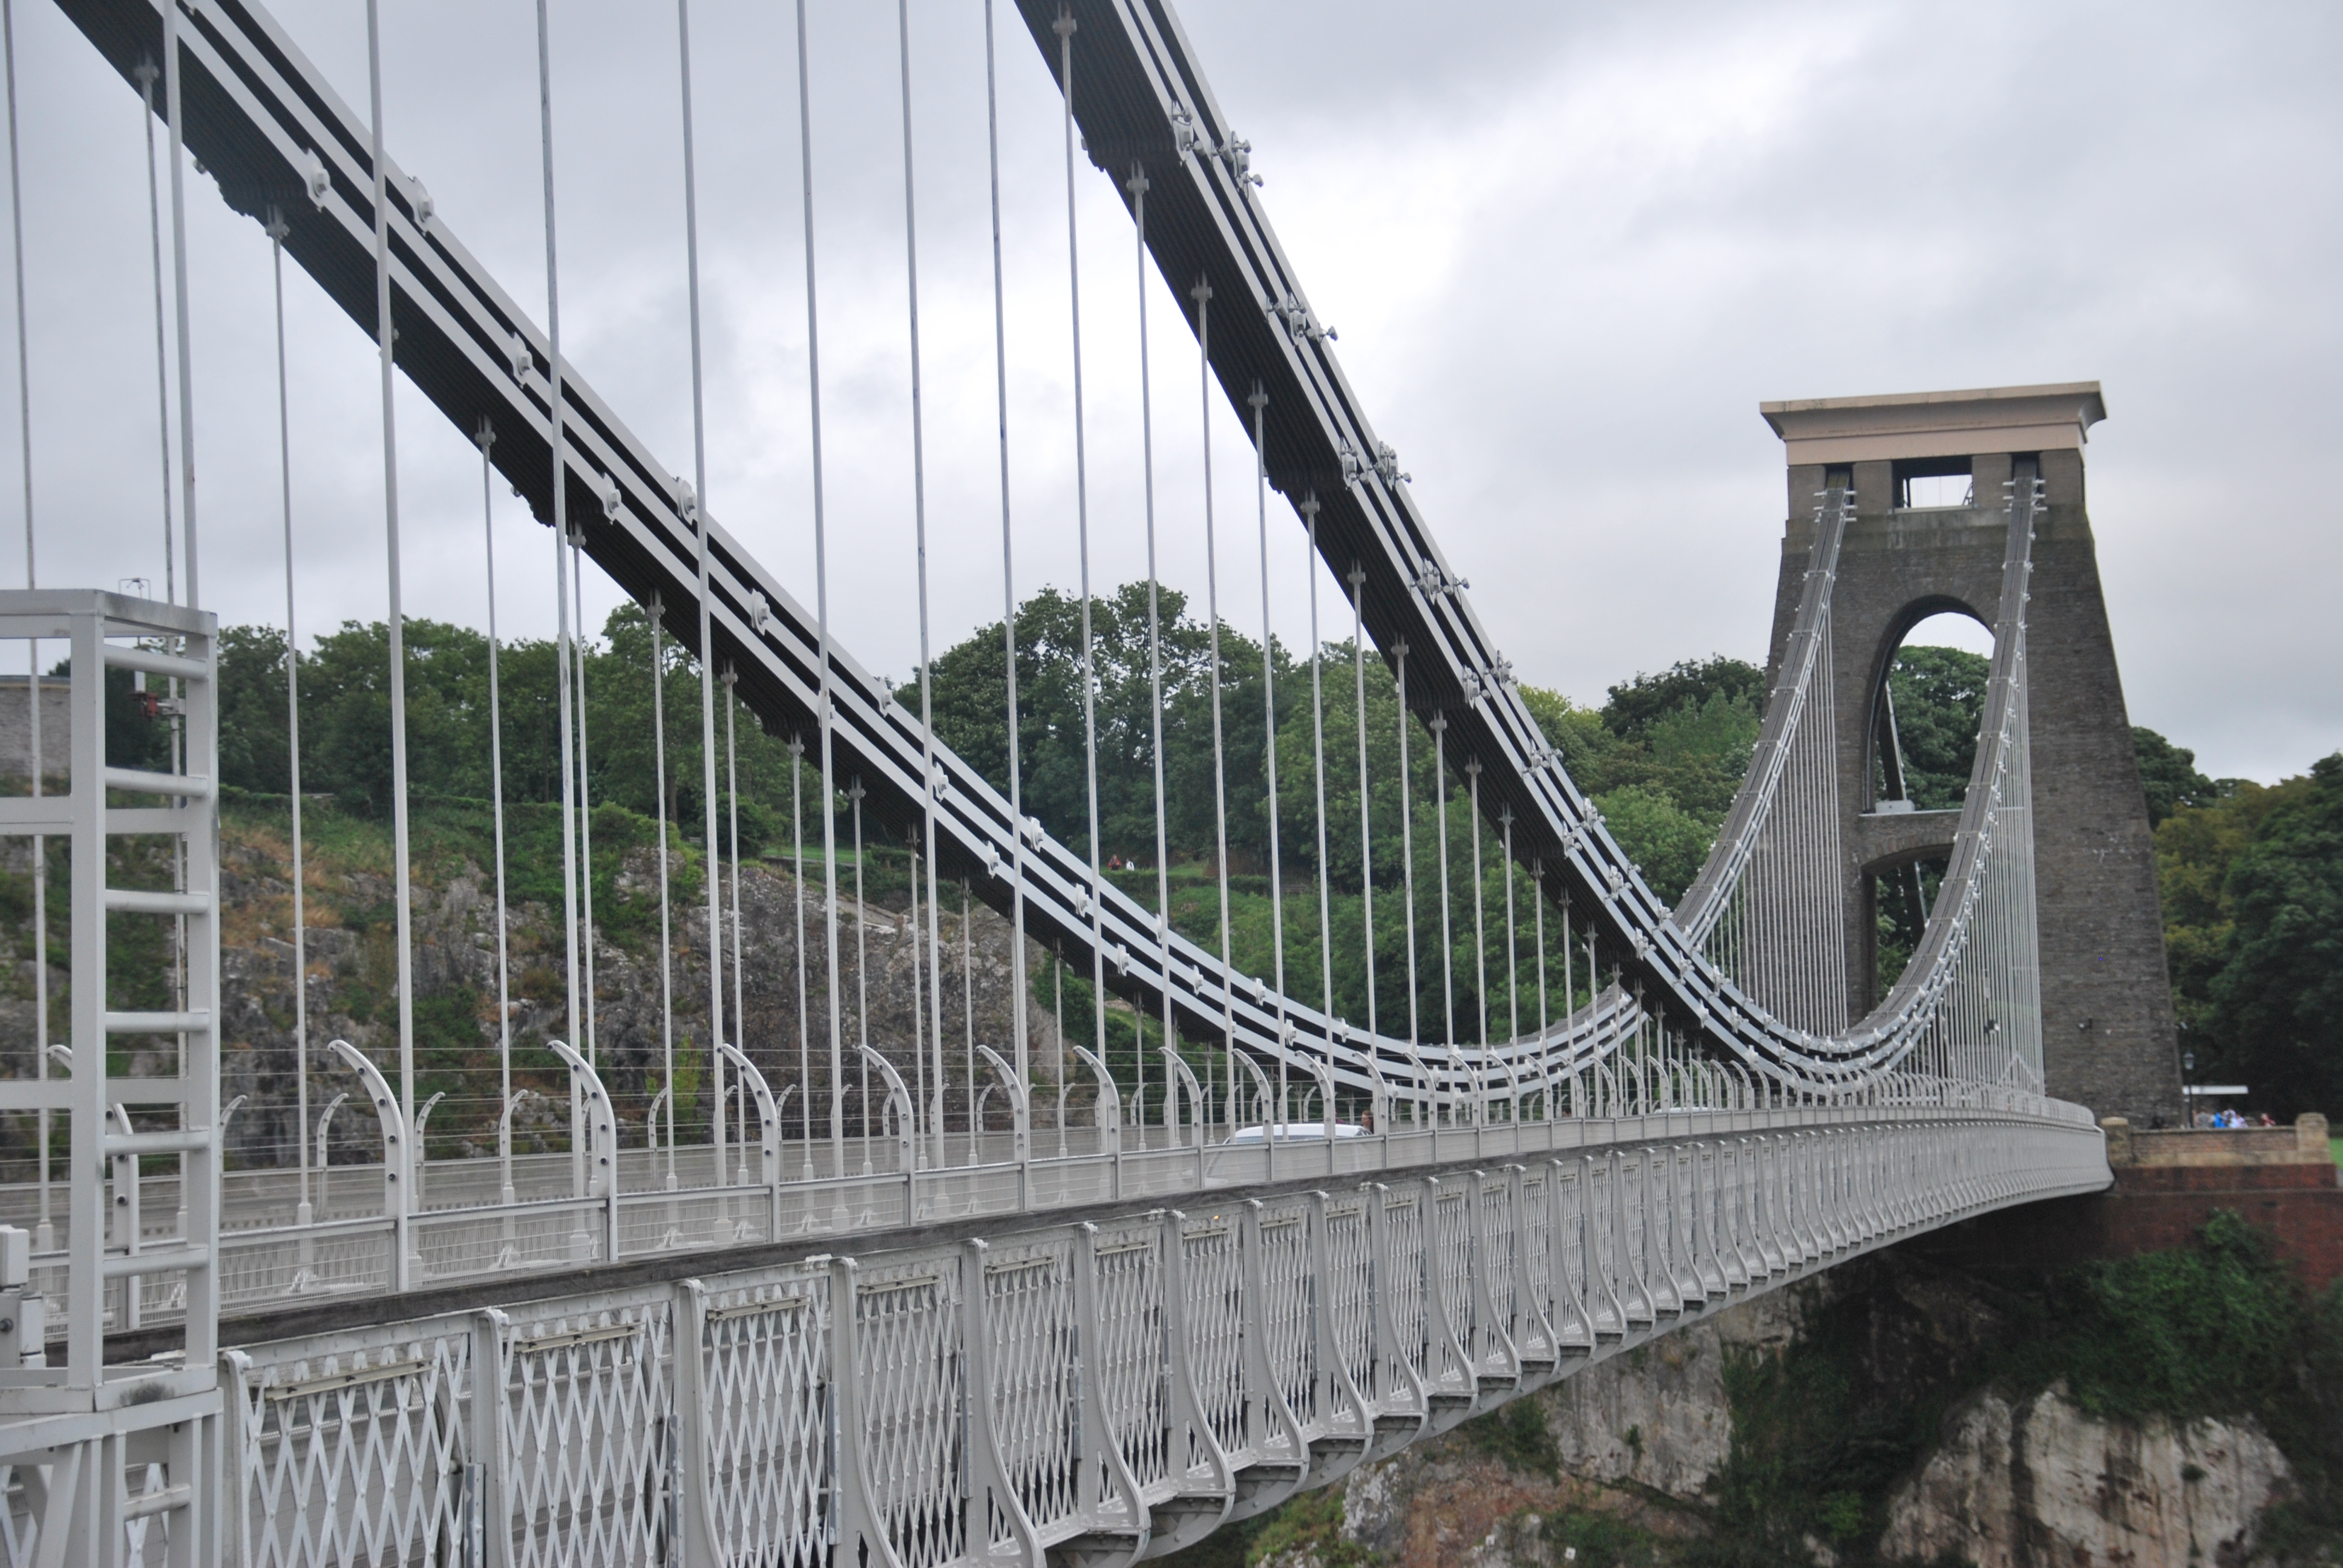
[1881,1385,2290,1568]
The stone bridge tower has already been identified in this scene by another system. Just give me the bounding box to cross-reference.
[1758,383,2182,1123]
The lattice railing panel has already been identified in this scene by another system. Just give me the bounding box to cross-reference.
[229,1330,472,1568]
[983,1238,1079,1537]
[700,1278,830,1566]
[1179,1220,1247,1462]
[1092,1224,1171,1495]
[503,1304,674,1568]
[853,1259,966,1568]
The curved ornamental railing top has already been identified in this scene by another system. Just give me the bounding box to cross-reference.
[63,0,2056,1113]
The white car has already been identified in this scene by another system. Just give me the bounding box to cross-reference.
[1224,1122,1369,1143]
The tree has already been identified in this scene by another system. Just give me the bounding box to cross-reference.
[2189,756,2343,1118]
[1600,656,1765,740]
[1881,645,1988,811]
[2134,727,2232,827]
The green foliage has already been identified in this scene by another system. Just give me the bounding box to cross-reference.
[1712,1299,1925,1562]
[1464,1397,1561,1480]
[2133,726,2232,828]
[1546,1510,1663,1568]
[2155,753,2343,1119]
[2004,1214,2343,1552]
[1241,1483,1373,1568]
[210,608,801,858]
[1994,1209,2309,1421]
[1538,658,1765,907]
[1601,656,1766,744]
[914,583,1293,872]
[1877,645,1987,811]
[1592,785,1715,909]
[1815,1491,1867,1545]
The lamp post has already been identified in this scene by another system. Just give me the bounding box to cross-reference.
[2183,1048,2196,1123]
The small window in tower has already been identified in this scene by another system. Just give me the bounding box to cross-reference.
[1893,456,1973,511]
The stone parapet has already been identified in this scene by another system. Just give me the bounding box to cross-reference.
[2100,1114,2332,1169]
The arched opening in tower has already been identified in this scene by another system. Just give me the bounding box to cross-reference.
[1870,610,1991,991]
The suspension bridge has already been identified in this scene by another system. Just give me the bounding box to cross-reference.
[0,0,2144,1561]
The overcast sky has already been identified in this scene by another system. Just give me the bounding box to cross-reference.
[5,0,2336,783]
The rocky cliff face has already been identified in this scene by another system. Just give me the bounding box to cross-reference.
[1881,1387,2289,1568]
[1336,1289,1805,1566]
[1228,1249,2315,1568]
[0,815,1065,1171]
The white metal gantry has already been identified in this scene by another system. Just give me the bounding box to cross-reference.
[0,591,222,1566]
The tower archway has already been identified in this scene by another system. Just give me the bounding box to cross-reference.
[1757,384,2181,1122]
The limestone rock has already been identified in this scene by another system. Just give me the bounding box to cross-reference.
[1880,1384,2290,1568]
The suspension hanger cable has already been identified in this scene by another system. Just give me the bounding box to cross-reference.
[1054,7,1110,1101]
[726,667,743,1094]
[981,0,1023,1169]
[5,0,50,1243]
[534,0,584,1103]
[1054,945,1067,1156]
[1396,642,1421,1124]
[1303,497,1336,1122]
[133,58,174,602]
[476,416,513,1209]
[962,877,975,1163]
[790,0,846,1200]
[362,0,418,1156]
[1250,387,1286,1132]
[789,734,811,1176]
[1501,802,1518,1056]
[1431,710,1453,1116]
[571,532,599,1065]
[674,0,727,1189]
[1469,759,1486,1070]
[908,834,924,1153]
[1193,279,1234,1135]
[903,0,966,1165]
[1468,757,1487,1120]
[1533,855,1548,1100]
[850,777,870,1173]
[1349,564,1379,1115]
[651,593,677,1188]
[1130,162,1176,1138]
[266,209,313,1220]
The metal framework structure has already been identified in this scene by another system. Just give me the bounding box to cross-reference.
[0,0,2115,1561]
[0,592,223,1564]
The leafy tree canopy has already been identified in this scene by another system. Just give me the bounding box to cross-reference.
[2158,754,2343,1119]
[2134,725,2235,827]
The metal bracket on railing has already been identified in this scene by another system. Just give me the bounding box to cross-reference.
[546,1039,618,1264]
[719,1047,779,1187]
[1160,1046,1206,1152]
[973,1045,1030,1166]
[857,1049,918,1216]
[327,1038,411,1291]
[546,1040,618,1198]
[1070,1045,1121,1158]
[1306,1055,1339,1154]
[1227,1048,1277,1183]
[720,1044,784,1239]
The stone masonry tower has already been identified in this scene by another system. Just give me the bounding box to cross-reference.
[1758,383,2183,1123]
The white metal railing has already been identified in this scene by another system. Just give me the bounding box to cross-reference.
[166,1106,2108,1568]
[8,1075,2097,1336]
